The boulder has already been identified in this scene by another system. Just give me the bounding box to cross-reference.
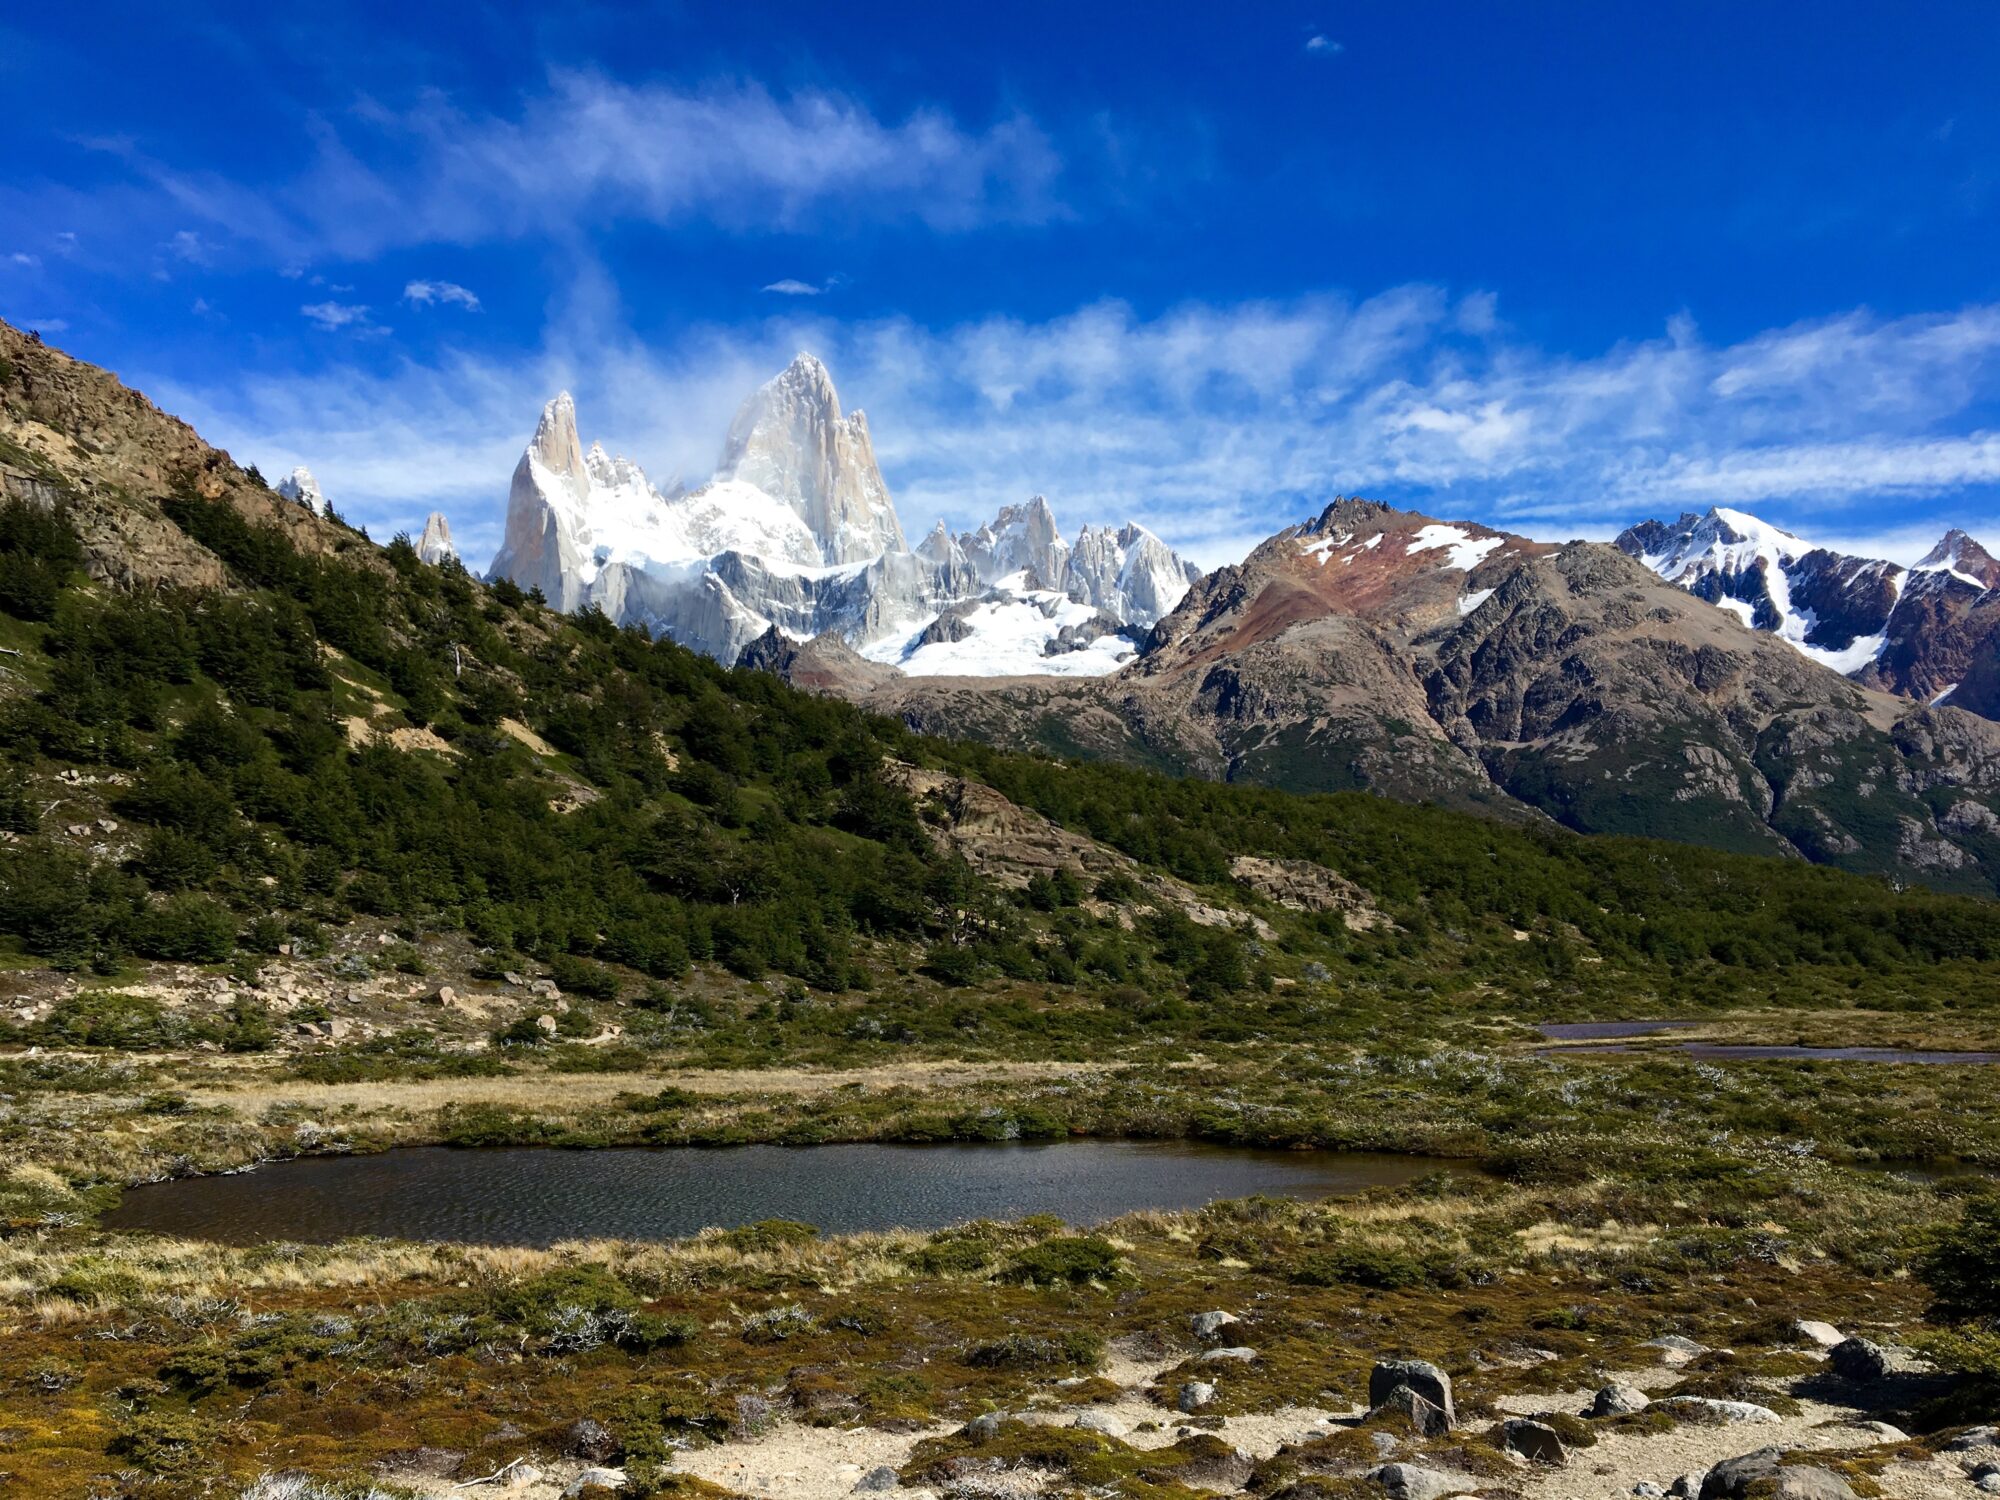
[1647,1335,1709,1365]
[854,1466,900,1492]
[1791,1320,1844,1349]
[1200,1346,1259,1363]
[430,985,461,1008]
[1593,1383,1651,1416]
[1371,1384,1452,1438]
[1828,1337,1890,1381]
[563,1471,627,1500]
[1191,1310,1240,1340]
[1073,1410,1128,1437]
[1500,1418,1568,1466]
[959,1412,1004,1441]
[1669,1474,1705,1499]
[1368,1360,1454,1429]
[1974,1476,2000,1495]
[1177,1381,1217,1413]
[1772,1469,1855,1500]
[1366,1464,1464,1500]
[534,1013,559,1036]
[1700,1449,1783,1500]
[1946,1429,1999,1452]
[1634,1485,1665,1497]
[561,1418,620,1464]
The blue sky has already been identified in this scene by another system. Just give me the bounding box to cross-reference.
[3,2,1998,567]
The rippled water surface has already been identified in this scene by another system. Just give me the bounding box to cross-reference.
[104,1141,1470,1248]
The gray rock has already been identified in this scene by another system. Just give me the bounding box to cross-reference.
[1973,1462,2000,1480]
[561,1418,620,1463]
[1593,1383,1652,1416]
[563,1471,627,1500]
[1647,1334,1709,1365]
[1368,1360,1455,1429]
[1370,1384,1452,1438]
[1073,1410,1128,1437]
[1974,1475,2000,1494]
[1634,1485,1665,1497]
[1670,1473,1706,1499]
[1792,1320,1844,1349]
[1366,1463,1463,1500]
[1191,1310,1240,1340]
[1771,1468,1855,1500]
[1501,1418,1568,1466]
[1946,1429,1999,1452]
[854,1466,900,1492]
[1827,1336,1890,1381]
[1700,1449,1783,1500]
[1176,1381,1217,1413]
[1200,1346,1259,1363]
[959,1412,1004,1441]
[1370,1432,1400,1458]
[1656,1396,1783,1425]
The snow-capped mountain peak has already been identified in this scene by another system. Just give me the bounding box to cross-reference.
[274,465,327,517]
[417,512,457,566]
[483,357,1201,676]
[1914,528,2000,591]
[714,351,905,565]
[1619,506,2000,717]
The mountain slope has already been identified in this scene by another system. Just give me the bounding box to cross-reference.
[821,499,2000,892]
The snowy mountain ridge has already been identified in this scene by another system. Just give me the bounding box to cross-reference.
[1616,506,2000,717]
[483,354,1199,672]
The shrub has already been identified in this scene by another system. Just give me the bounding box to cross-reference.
[1924,1194,2000,1323]
[998,1235,1125,1287]
[964,1330,1103,1371]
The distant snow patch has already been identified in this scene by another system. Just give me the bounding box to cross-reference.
[1407,524,1503,572]
[1458,588,1495,616]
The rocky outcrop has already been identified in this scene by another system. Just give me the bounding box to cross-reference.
[0,317,351,592]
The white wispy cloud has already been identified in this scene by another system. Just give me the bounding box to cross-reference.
[299,300,381,333]
[1305,35,1342,54]
[53,73,1064,268]
[159,290,2000,572]
[762,279,824,296]
[403,279,481,310]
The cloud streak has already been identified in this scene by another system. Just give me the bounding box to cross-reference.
[61,73,1065,269]
[160,290,2000,571]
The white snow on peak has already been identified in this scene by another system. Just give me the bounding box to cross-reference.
[275,465,327,516]
[486,366,1200,674]
[1407,523,1504,572]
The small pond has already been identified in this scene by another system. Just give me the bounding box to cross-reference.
[103,1141,1470,1248]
